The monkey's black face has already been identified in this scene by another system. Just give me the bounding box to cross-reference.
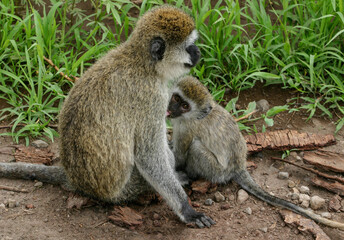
[167,94,191,118]
[184,44,200,68]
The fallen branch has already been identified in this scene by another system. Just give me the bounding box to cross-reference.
[303,150,344,173]
[312,177,344,196]
[234,110,258,122]
[271,157,344,184]
[0,185,29,193]
[43,56,76,82]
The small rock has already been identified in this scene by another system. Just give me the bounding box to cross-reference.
[278,172,289,179]
[288,180,296,188]
[204,199,214,206]
[26,204,34,209]
[310,196,326,210]
[289,152,298,158]
[301,200,310,208]
[58,228,63,233]
[0,203,6,209]
[269,192,275,196]
[292,188,300,194]
[228,194,235,201]
[43,218,48,223]
[291,193,299,201]
[296,156,302,161]
[221,203,231,210]
[299,194,310,203]
[237,189,249,204]
[256,99,270,113]
[152,213,160,220]
[34,181,43,187]
[31,139,49,148]
[299,186,310,195]
[214,191,225,202]
[260,227,268,233]
[7,199,17,208]
[244,207,252,215]
[321,212,332,219]
[192,202,200,208]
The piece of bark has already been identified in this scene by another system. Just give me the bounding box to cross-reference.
[279,209,331,240]
[245,130,336,154]
[303,150,344,173]
[14,146,53,165]
[108,206,143,228]
[246,160,257,169]
[191,179,212,194]
[311,177,344,196]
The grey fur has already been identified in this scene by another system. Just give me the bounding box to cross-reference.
[169,76,344,229]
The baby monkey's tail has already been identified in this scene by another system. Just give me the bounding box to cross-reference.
[233,169,344,230]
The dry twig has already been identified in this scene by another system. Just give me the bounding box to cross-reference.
[234,110,258,122]
[43,56,77,82]
[0,185,29,193]
[271,157,344,184]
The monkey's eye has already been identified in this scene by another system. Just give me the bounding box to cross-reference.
[181,103,190,110]
[173,95,181,103]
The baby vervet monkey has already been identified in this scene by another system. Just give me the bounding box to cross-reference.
[167,76,344,229]
[0,6,215,228]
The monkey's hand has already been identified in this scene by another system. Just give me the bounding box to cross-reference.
[182,202,215,228]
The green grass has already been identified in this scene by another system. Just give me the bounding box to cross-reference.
[0,0,343,143]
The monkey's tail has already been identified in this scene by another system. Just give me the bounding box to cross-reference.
[233,169,344,230]
[0,162,68,186]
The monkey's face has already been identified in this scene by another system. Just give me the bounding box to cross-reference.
[167,92,212,120]
[167,93,191,119]
[151,30,201,81]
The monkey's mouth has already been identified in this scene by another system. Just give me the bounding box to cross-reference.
[166,110,171,117]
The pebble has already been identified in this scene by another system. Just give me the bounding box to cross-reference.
[292,188,300,194]
[299,194,310,203]
[288,180,296,188]
[296,156,302,161]
[214,191,225,202]
[244,207,252,215]
[26,204,35,209]
[299,186,310,195]
[278,172,289,180]
[0,203,6,209]
[204,199,214,206]
[321,212,332,219]
[58,228,63,233]
[7,199,17,208]
[260,227,268,233]
[31,139,49,148]
[290,152,298,158]
[221,203,231,210]
[256,99,270,112]
[153,213,160,220]
[301,200,310,208]
[237,189,249,204]
[310,196,326,210]
[329,195,342,212]
[34,181,43,187]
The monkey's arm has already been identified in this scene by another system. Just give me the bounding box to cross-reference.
[172,130,193,170]
[135,130,214,227]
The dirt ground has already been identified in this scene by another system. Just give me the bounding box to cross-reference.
[1,83,344,240]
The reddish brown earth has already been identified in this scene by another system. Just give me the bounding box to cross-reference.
[1,83,344,240]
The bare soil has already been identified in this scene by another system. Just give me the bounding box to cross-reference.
[1,83,344,240]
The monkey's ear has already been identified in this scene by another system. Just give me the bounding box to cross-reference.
[150,37,166,61]
[197,106,212,120]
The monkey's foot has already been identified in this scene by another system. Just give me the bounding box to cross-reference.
[182,202,215,228]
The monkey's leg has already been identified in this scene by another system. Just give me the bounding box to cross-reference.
[186,140,230,183]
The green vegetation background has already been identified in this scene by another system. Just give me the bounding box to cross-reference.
[0,0,343,144]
